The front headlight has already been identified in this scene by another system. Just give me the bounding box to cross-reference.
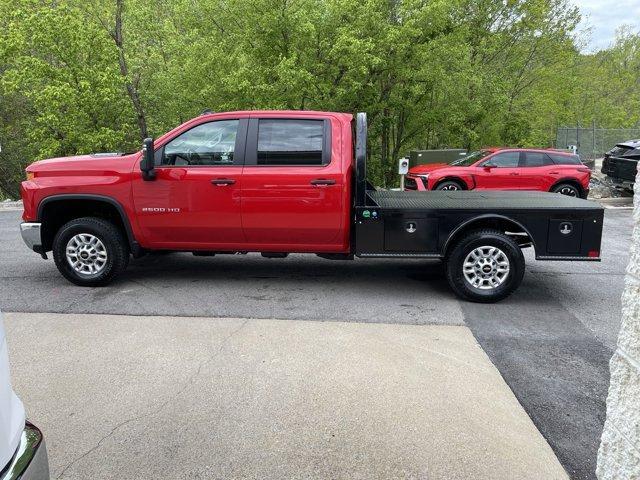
[417,174,429,188]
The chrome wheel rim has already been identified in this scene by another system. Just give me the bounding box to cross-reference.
[463,246,510,290]
[66,234,108,276]
[441,184,459,191]
[558,186,578,197]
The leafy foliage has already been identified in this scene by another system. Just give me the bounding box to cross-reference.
[0,0,639,196]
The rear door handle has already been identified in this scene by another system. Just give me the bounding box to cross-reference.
[509,172,519,176]
[211,178,236,186]
[310,179,336,186]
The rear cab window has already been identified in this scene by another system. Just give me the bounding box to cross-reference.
[246,118,332,166]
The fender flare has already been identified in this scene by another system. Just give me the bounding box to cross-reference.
[37,194,138,252]
[442,213,538,255]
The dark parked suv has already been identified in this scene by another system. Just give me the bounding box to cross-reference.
[601,140,640,189]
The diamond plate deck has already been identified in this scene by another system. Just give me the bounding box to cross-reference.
[367,190,601,211]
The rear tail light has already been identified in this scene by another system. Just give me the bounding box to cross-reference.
[588,250,600,258]
[26,171,35,180]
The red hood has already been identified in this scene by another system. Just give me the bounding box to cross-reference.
[408,163,450,175]
[26,152,137,176]
[27,153,128,170]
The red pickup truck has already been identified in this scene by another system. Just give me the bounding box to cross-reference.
[20,111,604,302]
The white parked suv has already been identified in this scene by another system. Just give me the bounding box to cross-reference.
[0,312,49,479]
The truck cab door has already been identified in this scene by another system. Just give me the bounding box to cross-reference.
[241,116,345,250]
[132,118,248,249]
[474,151,524,190]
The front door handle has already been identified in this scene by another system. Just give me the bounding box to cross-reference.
[310,179,336,186]
[509,172,520,176]
[211,178,236,186]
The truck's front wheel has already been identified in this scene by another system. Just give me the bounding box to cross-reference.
[52,217,129,286]
[445,229,524,303]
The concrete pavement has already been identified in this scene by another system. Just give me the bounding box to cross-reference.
[5,312,567,479]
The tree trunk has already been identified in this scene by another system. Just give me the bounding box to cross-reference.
[597,162,640,479]
[113,0,148,141]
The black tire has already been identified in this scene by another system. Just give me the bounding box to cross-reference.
[445,229,525,303]
[435,180,464,191]
[551,183,580,197]
[52,217,129,286]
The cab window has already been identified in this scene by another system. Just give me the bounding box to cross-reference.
[257,119,326,166]
[159,120,239,166]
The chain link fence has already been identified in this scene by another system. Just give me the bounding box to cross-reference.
[555,125,640,161]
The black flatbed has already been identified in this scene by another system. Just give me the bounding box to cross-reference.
[351,112,604,262]
[355,189,604,260]
[368,190,601,211]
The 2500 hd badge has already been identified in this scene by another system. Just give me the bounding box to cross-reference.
[141,207,181,213]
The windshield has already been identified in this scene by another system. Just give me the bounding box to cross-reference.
[451,150,492,166]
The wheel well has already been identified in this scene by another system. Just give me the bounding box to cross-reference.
[550,179,583,195]
[39,198,132,252]
[444,216,535,257]
[434,177,467,189]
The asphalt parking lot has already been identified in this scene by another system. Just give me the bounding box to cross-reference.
[0,207,633,479]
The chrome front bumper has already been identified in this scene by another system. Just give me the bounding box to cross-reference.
[20,223,42,252]
[0,422,49,480]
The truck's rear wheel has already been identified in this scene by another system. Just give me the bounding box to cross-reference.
[52,217,129,286]
[445,229,524,303]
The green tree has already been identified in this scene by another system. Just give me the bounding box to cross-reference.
[0,0,638,197]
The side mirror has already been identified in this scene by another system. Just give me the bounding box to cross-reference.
[141,137,156,181]
[483,163,495,170]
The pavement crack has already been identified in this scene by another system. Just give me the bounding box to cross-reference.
[55,319,249,478]
[154,318,249,410]
[55,411,152,479]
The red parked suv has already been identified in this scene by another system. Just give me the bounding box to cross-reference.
[405,148,591,198]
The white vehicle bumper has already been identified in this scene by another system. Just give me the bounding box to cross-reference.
[0,422,49,480]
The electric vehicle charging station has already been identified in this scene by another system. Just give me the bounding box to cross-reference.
[399,157,409,189]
